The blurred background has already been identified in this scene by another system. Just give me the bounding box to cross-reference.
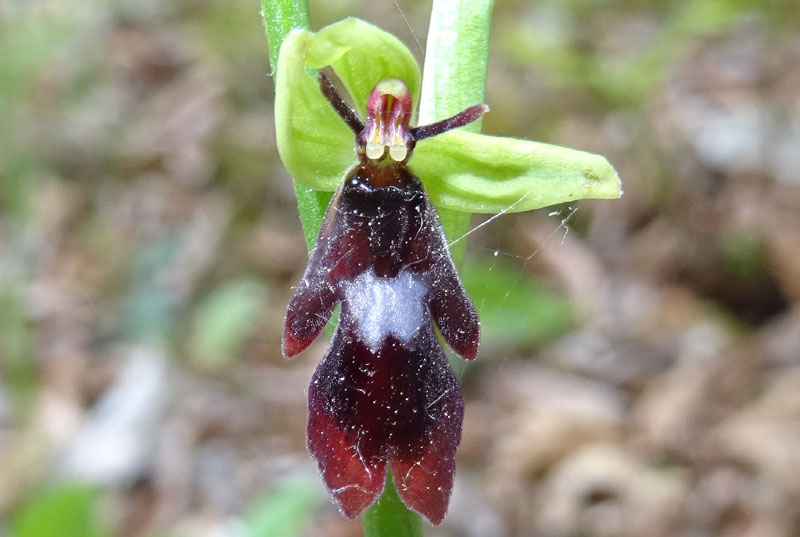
[1,0,799,536]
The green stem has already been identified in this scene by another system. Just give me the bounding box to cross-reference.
[261,0,309,70]
[420,0,494,266]
[363,474,424,537]
[261,0,332,250]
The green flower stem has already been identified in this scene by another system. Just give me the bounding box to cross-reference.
[261,0,309,69]
[420,0,494,265]
[363,474,424,537]
[261,0,332,250]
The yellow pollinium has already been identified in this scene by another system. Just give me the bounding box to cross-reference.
[389,143,407,162]
[365,110,409,161]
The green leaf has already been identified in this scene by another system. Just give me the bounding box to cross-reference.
[11,484,107,537]
[188,278,267,371]
[0,282,35,412]
[414,130,621,214]
[275,17,621,213]
[274,19,420,193]
[241,476,323,537]
[462,256,575,349]
[121,237,181,345]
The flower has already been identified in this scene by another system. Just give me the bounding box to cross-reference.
[276,17,620,525]
[284,75,480,525]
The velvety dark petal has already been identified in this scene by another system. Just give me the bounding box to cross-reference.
[416,200,480,360]
[283,188,372,358]
[428,279,480,360]
[390,377,463,525]
[283,281,337,357]
[307,383,387,518]
[307,312,463,523]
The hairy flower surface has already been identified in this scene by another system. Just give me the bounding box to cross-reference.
[284,75,480,525]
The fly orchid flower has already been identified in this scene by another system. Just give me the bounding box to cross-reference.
[284,72,484,525]
[274,17,621,526]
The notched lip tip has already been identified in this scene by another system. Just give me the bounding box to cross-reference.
[281,334,303,358]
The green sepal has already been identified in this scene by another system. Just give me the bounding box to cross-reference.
[275,17,621,213]
[412,130,621,214]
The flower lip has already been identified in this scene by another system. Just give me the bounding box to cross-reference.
[284,163,480,524]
